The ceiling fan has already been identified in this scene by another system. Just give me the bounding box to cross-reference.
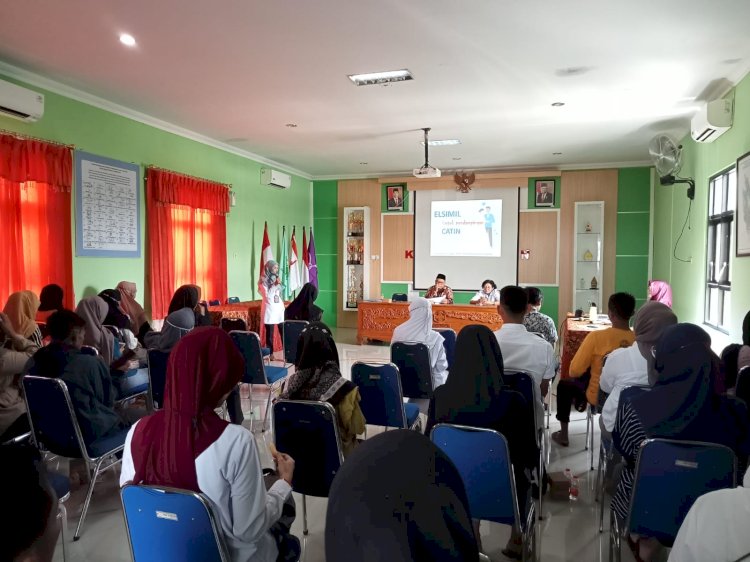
[413,127,442,178]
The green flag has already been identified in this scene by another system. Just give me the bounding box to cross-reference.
[280,226,291,300]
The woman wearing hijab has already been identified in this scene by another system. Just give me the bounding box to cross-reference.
[98,289,131,330]
[735,310,750,375]
[325,429,479,561]
[612,323,750,562]
[283,283,322,322]
[75,296,115,364]
[647,279,673,308]
[168,284,211,327]
[120,327,299,562]
[260,261,284,351]
[0,311,39,441]
[117,281,149,335]
[391,297,448,389]
[36,284,64,323]
[143,308,195,352]
[4,291,43,347]
[280,322,365,456]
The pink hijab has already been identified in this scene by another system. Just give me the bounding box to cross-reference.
[648,280,673,308]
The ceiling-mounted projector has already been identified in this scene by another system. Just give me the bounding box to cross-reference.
[413,165,442,178]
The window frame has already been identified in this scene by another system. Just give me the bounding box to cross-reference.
[704,166,735,333]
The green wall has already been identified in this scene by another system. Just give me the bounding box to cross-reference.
[312,180,338,326]
[652,72,750,346]
[0,73,311,312]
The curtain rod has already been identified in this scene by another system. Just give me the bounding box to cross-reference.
[146,164,232,189]
[0,128,75,149]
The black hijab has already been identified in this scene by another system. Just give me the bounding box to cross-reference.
[98,289,130,330]
[168,285,199,315]
[284,283,322,322]
[325,430,478,562]
[294,321,339,370]
[38,284,64,312]
[743,311,750,346]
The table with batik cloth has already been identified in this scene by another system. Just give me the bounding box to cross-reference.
[356,301,503,344]
[208,301,263,333]
[560,315,601,379]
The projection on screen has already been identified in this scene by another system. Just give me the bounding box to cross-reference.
[430,199,502,257]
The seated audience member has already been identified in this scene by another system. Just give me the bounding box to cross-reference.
[647,279,672,308]
[98,289,131,330]
[143,307,195,352]
[470,279,500,305]
[4,291,43,347]
[494,286,555,430]
[668,468,750,562]
[523,286,558,346]
[117,281,150,336]
[76,296,116,364]
[0,443,61,562]
[36,284,64,323]
[612,323,750,562]
[736,310,750,374]
[721,343,743,391]
[424,273,454,304]
[552,292,635,447]
[0,312,39,441]
[426,324,537,559]
[325,430,478,562]
[391,297,449,389]
[26,310,131,443]
[169,284,211,327]
[280,322,364,456]
[599,301,677,435]
[120,327,300,561]
[284,282,323,322]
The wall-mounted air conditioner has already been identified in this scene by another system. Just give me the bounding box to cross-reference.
[691,98,733,143]
[260,168,292,189]
[0,78,44,122]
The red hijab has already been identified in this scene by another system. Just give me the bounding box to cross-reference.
[130,327,245,492]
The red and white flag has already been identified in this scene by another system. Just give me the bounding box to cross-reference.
[259,222,274,289]
[302,227,310,284]
[289,227,301,294]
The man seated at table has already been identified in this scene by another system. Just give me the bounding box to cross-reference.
[424,274,454,304]
[551,292,635,447]
[494,285,555,431]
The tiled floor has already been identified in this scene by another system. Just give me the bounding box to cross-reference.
[50,328,637,562]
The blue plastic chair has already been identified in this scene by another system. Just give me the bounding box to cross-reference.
[273,400,344,536]
[391,293,408,302]
[281,320,309,365]
[350,362,420,431]
[609,438,737,561]
[226,296,240,304]
[434,328,457,369]
[147,349,170,410]
[23,376,128,540]
[229,331,288,431]
[390,341,433,400]
[208,299,221,306]
[220,316,247,332]
[431,424,537,561]
[121,484,229,562]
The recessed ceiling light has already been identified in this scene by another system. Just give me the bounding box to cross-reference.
[285,123,298,128]
[553,152,563,155]
[421,139,461,147]
[359,162,368,165]
[348,69,413,86]
[119,33,136,47]
[452,157,462,161]
[551,102,565,107]
[555,67,592,77]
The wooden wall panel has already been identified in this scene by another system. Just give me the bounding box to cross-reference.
[337,179,382,328]
[559,170,618,322]
[518,210,558,285]
[382,214,414,282]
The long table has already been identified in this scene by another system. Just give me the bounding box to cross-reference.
[356,300,503,344]
[560,315,608,379]
[208,301,263,333]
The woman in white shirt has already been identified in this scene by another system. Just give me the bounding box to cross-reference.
[120,327,299,562]
[470,279,500,305]
[261,260,285,351]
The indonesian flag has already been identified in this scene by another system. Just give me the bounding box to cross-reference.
[259,221,274,284]
[289,227,301,294]
[302,227,310,284]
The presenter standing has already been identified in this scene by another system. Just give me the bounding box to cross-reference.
[424,274,454,304]
[260,260,284,350]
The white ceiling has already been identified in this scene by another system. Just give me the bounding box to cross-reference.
[1,0,749,179]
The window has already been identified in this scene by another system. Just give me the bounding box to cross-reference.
[705,167,735,331]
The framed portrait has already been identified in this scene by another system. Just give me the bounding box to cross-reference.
[386,183,405,211]
[736,151,750,256]
[534,179,555,207]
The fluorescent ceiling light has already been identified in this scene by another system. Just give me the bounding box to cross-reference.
[119,33,136,47]
[421,139,461,146]
[348,69,413,86]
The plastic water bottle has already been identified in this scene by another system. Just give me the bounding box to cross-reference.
[569,476,580,501]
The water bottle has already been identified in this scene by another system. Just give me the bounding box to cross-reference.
[569,476,580,501]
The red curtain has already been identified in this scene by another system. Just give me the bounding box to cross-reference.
[147,168,228,319]
[0,134,74,309]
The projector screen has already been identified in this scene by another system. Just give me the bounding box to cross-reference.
[414,187,519,291]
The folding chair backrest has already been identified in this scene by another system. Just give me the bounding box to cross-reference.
[282,320,309,364]
[226,296,240,304]
[431,424,518,525]
[80,346,98,356]
[229,331,267,385]
[208,299,221,306]
[351,362,407,428]
[23,376,85,459]
[502,371,537,431]
[147,349,170,409]
[220,317,247,333]
[121,484,229,562]
[628,438,736,546]
[434,328,456,369]
[390,341,433,399]
[391,293,407,302]
[736,366,750,406]
[273,400,344,498]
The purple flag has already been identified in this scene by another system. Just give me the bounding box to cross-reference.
[308,228,318,289]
